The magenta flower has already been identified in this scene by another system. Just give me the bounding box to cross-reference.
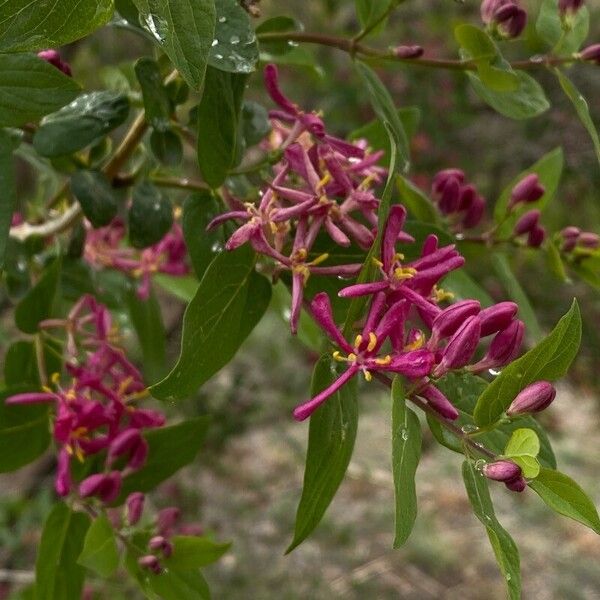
[37,49,72,76]
[507,381,556,416]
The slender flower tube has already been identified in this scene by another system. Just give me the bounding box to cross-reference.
[513,209,541,236]
[420,385,459,420]
[508,174,545,209]
[126,492,145,525]
[433,315,481,376]
[479,302,518,336]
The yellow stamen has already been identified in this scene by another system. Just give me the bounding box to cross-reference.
[353,334,363,349]
[360,173,377,190]
[75,446,85,462]
[371,257,384,268]
[367,332,378,352]
[118,377,135,396]
[394,252,405,262]
[434,286,455,303]
[42,385,53,394]
[317,172,332,190]
[308,252,329,267]
[393,266,417,281]
[173,206,182,220]
[363,370,372,382]
[347,353,357,361]
[404,335,425,351]
[66,444,74,456]
[374,355,392,366]
[295,248,308,261]
[51,372,61,385]
[292,264,311,283]
[332,351,345,362]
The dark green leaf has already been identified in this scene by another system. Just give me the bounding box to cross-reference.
[492,253,542,343]
[0,386,50,472]
[35,503,90,600]
[397,176,438,224]
[287,355,358,553]
[209,0,259,73]
[135,57,172,131]
[77,514,119,577]
[166,536,231,569]
[536,0,589,54]
[0,1,113,51]
[0,54,80,127]
[391,377,421,548]
[71,170,119,228]
[150,128,183,167]
[355,61,410,172]
[256,16,303,55]
[127,286,167,382]
[529,468,600,533]
[241,100,271,146]
[474,300,581,427]
[462,460,521,599]
[128,181,173,248]
[554,69,600,170]
[33,91,130,158]
[0,130,16,267]
[197,67,247,188]
[133,0,216,90]
[118,416,210,500]
[15,257,62,334]
[151,245,271,401]
[182,191,226,279]
[4,341,39,386]
[355,0,392,35]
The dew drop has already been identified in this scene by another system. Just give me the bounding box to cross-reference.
[401,429,409,441]
[218,16,227,23]
[215,53,223,59]
[461,424,478,434]
[212,39,218,47]
[505,573,512,582]
[230,35,240,45]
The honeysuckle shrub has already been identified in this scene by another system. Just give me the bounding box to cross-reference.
[0,0,599,598]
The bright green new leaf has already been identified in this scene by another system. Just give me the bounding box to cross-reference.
[287,355,358,553]
[77,514,120,577]
[166,536,231,570]
[504,428,540,458]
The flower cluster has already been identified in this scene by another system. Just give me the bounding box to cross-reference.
[481,0,527,39]
[431,168,487,230]
[293,205,527,424]
[208,64,387,333]
[6,295,165,501]
[84,219,188,300]
[559,226,600,253]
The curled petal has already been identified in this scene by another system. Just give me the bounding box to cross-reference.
[339,281,389,298]
[264,64,298,115]
[310,293,353,353]
[381,205,407,271]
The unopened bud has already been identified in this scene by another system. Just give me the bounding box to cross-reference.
[507,380,556,416]
[486,319,524,366]
[392,45,424,59]
[430,300,481,347]
[483,460,521,481]
[79,471,122,504]
[479,301,518,336]
[420,385,459,420]
[505,475,527,492]
[37,49,72,76]
[559,0,585,15]
[156,507,181,536]
[438,177,461,214]
[578,232,600,249]
[432,169,464,196]
[527,224,546,248]
[462,195,486,229]
[494,4,527,38]
[513,209,540,236]
[580,44,600,64]
[138,555,161,574]
[435,315,481,374]
[508,173,545,209]
[149,535,174,558]
[126,492,145,525]
[560,226,580,251]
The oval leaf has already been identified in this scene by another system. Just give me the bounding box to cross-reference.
[77,514,119,577]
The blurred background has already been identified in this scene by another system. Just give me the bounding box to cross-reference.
[2,0,600,598]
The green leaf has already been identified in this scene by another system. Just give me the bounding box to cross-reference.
[127,286,167,382]
[15,257,62,334]
[355,0,392,35]
[391,377,421,548]
[154,273,200,302]
[504,428,540,457]
[466,70,550,120]
[77,514,119,577]
[0,1,113,52]
[474,300,581,427]
[536,0,589,54]
[0,130,16,268]
[165,536,231,569]
[151,245,271,401]
[35,503,90,600]
[150,128,183,167]
[493,147,564,233]
[241,100,271,146]
[287,355,358,553]
[554,68,600,170]
[0,387,50,472]
[443,269,494,307]
[135,57,172,131]
[397,176,439,224]
[545,239,569,282]
[210,0,259,73]
[182,191,227,279]
[0,54,80,127]
[492,253,542,343]
[33,91,130,158]
[510,455,540,479]
[4,341,39,386]
[197,67,247,188]
[71,170,119,228]
[256,16,303,55]
[128,181,173,249]
[133,0,216,90]
[462,460,521,599]
[529,468,600,533]
[355,61,410,172]
[118,417,210,500]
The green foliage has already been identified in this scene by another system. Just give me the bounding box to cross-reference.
[77,514,120,577]
[0,0,114,52]
[462,460,521,599]
[128,181,174,248]
[0,130,16,267]
[150,128,183,167]
[391,377,421,548]
[536,0,589,54]
[71,170,119,228]
[166,536,231,569]
[151,245,271,401]
[35,503,90,600]
[133,0,216,90]
[287,355,358,553]
[0,54,80,127]
[503,428,541,478]
[196,67,248,188]
[474,300,581,426]
[135,58,172,131]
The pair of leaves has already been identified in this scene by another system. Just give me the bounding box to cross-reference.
[473,300,581,427]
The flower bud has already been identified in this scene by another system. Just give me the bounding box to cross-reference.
[479,301,518,336]
[420,385,459,420]
[507,381,556,416]
[149,535,174,558]
[392,45,424,59]
[481,0,508,23]
[432,169,465,196]
[462,195,486,229]
[559,0,584,14]
[37,49,72,76]
[561,226,581,251]
[580,44,600,64]
[438,177,461,214]
[508,174,545,209]
[505,475,527,492]
[157,507,181,536]
[485,319,524,366]
[126,492,145,525]
[435,315,481,373]
[138,555,161,575]
[527,224,546,248]
[430,300,481,346]
[108,429,149,471]
[494,4,527,38]
[513,209,540,236]
[79,471,122,504]
[578,232,600,249]
[483,460,521,481]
